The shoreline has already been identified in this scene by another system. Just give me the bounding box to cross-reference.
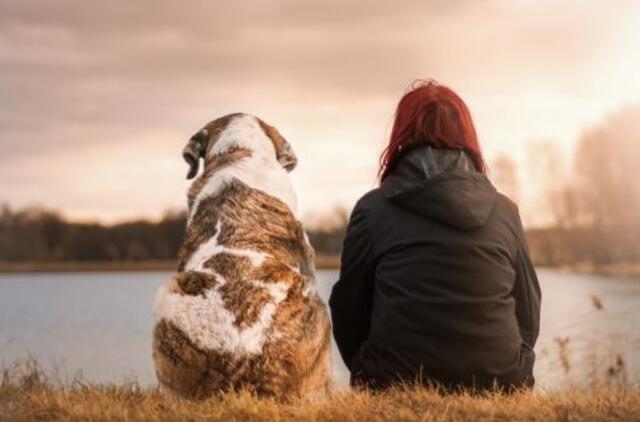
[0,255,342,273]
[1,258,638,279]
[543,262,640,279]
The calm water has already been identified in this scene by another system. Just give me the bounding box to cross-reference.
[1,269,639,390]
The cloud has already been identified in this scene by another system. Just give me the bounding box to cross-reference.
[0,0,638,221]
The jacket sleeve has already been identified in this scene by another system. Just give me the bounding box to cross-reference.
[329,200,375,370]
[512,213,542,349]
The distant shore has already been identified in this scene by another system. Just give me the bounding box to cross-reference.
[0,255,342,273]
[2,258,639,279]
[549,262,640,279]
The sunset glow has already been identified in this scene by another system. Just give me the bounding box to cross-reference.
[1,0,639,225]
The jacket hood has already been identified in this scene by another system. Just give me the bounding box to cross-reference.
[381,146,497,230]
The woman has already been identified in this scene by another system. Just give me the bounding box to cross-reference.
[329,80,541,392]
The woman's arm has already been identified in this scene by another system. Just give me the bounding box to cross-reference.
[512,215,542,349]
[329,201,375,370]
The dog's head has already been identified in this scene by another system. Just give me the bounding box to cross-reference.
[182,113,297,179]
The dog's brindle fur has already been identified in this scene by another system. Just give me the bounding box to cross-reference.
[152,113,330,401]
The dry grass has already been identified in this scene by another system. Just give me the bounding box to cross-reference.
[1,362,639,421]
[2,383,640,421]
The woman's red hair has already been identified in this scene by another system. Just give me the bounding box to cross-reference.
[378,80,485,181]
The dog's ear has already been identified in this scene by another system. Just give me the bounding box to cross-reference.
[258,119,298,172]
[182,130,208,179]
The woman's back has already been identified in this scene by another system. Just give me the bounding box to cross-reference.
[330,146,540,390]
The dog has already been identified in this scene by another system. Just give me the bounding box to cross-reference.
[152,113,331,400]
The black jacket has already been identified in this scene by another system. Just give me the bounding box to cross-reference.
[329,146,541,391]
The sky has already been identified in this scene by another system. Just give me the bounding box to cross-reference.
[1,0,639,225]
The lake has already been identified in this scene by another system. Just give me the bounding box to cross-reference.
[1,269,639,390]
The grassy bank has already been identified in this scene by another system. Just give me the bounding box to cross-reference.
[0,255,342,273]
[1,383,639,421]
[0,360,637,421]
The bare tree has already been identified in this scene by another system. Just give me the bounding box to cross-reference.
[491,154,520,204]
[574,105,640,227]
[525,140,576,227]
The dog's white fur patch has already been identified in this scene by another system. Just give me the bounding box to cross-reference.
[189,115,297,224]
[153,278,288,355]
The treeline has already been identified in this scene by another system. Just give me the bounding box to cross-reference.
[0,204,346,263]
[0,205,186,263]
[526,225,640,267]
[5,201,638,268]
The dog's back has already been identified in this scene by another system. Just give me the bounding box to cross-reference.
[152,114,330,400]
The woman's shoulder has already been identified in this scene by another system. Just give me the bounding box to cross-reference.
[353,188,386,213]
[349,188,403,233]
[491,192,528,240]
[493,192,521,218]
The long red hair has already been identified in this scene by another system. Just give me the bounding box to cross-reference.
[378,80,485,181]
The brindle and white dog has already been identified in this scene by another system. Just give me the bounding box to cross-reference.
[152,113,331,400]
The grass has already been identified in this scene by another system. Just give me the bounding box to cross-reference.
[1,361,639,421]
[2,382,640,421]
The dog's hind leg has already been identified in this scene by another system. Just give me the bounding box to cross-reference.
[152,320,212,399]
[294,298,332,399]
